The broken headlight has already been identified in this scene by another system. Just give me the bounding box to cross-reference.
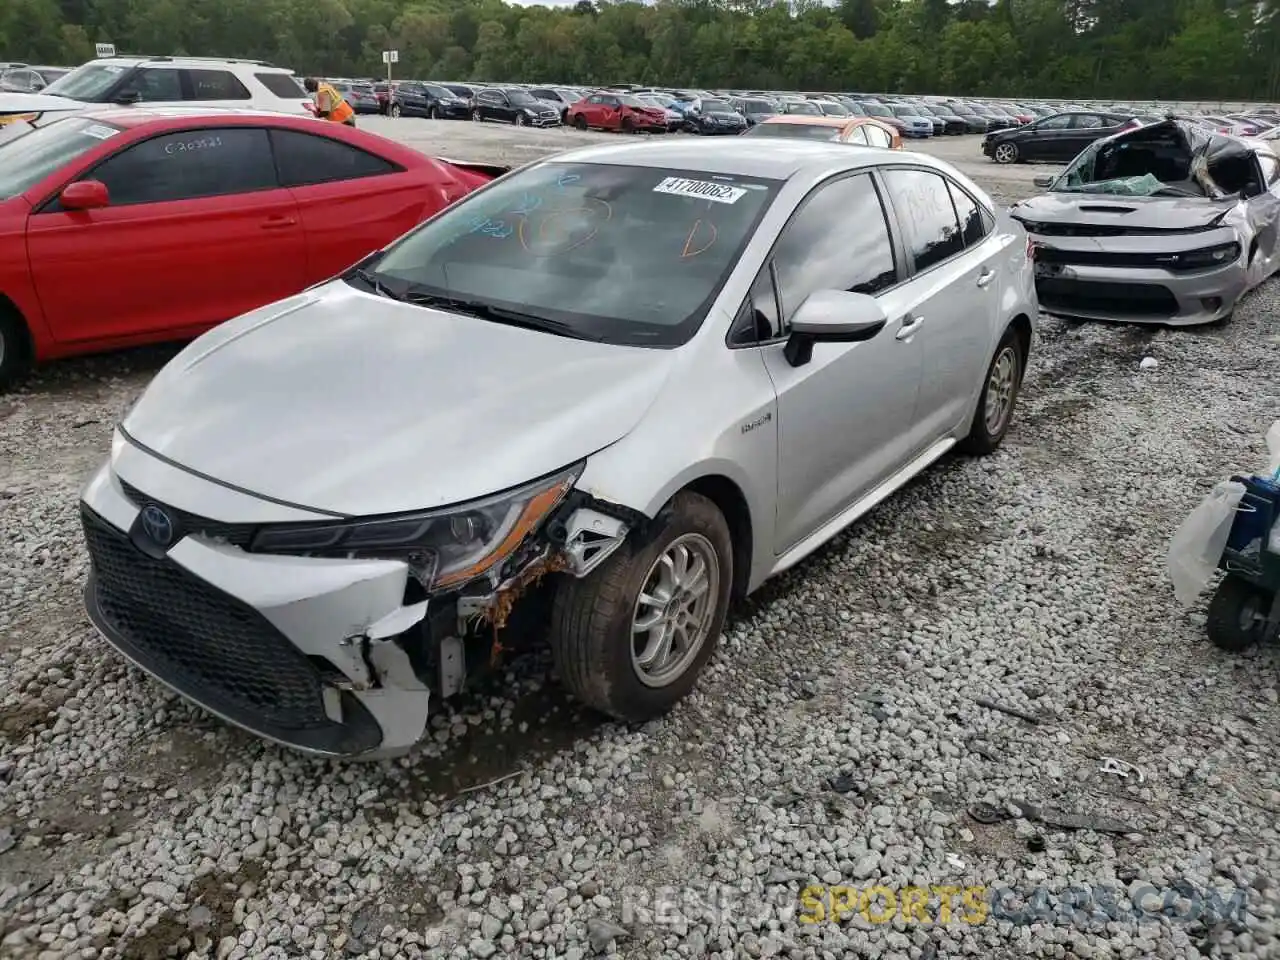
[1171,242,1241,269]
[248,463,582,590]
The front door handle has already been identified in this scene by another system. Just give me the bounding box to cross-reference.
[896,314,924,341]
[261,215,297,230]
[976,267,996,288]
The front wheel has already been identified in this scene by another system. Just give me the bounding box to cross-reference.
[0,309,31,392]
[471,109,482,122]
[959,326,1025,455]
[1207,577,1272,652]
[550,491,733,722]
[572,113,588,130]
[621,116,634,134]
[389,103,402,118]
[993,142,1019,164]
[427,105,439,120]
[514,113,526,126]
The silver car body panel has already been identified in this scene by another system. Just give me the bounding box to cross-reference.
[82,138,1038,755]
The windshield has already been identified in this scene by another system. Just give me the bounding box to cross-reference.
[425,85,451,98]
[890,106,916,118]
[818,102,850,116]
[368,162,779,348]
[784,101,821,116]
[744,123,837,142]
[909,105,935,116]
[508,90,538,106]
[0,115,120,199]
[701,99,731,112]
[861,103,893,118]
[744,99,774,112]
[42,62,130,101]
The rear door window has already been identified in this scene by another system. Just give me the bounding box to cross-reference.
[947,180,992,248]
[255,73,306,98]
[881,168,965,273]
[90,128,277,205]
[270,129,399,187]
[187,69,252,101]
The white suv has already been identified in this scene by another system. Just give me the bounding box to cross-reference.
[0,55,313,122]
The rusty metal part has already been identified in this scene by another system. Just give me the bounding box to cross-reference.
[485,551,572,632]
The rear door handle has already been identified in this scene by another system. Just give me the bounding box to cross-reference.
[976,267,996,288]
[896,314,924,340]
[261,215,297,230]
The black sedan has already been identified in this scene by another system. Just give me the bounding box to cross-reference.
[471,86,561,127]
[683,97,748,134]
[983,111,1140,164]
[940,102,992,134]
[390,81,471,119]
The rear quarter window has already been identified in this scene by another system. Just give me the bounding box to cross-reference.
[255,73,306,98]
[269,128,400,187]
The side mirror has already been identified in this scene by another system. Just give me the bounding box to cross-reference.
[1033,175,1054,189]
[60,180,110,211]
[113,88,140,105]
[784,290,888,367]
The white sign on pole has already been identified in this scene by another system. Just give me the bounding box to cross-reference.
[95,43,117,58]
[382,50,399,64]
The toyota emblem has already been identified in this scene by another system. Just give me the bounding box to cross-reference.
[139,504,175,548]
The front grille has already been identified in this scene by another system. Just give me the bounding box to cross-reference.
[82,505,381,754]
[1036,278,1178,317]
[1035,247,1216,272]
[118,479,257,547]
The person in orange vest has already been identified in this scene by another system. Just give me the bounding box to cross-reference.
[304,78,356,127]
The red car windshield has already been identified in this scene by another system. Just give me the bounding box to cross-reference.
[0,115,121,200]
[372,161,781,348]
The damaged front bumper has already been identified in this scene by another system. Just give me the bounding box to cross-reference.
[79,453,636,759]
[1029,229,1247,325]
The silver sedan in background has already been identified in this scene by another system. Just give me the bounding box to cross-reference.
[79,139,1038,758]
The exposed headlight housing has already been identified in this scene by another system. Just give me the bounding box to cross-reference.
[249,463,582,590]
[1164,241,1241,269]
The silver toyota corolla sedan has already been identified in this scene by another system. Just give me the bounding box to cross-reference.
[79,138,1038,758]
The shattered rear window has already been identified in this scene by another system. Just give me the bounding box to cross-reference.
[371,161,781,348]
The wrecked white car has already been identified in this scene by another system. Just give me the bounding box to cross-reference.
[79,138,1037,758]
[1010,118,1280,325]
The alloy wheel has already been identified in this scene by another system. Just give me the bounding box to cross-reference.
[995,143,1017,164]
[630,533,720,689]
[984,345,1019,435]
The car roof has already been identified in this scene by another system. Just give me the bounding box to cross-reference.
[540,136,925,179]
[760,115,848,128]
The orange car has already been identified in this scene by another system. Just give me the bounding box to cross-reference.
[742,114,903,149]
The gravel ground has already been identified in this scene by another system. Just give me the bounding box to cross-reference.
[2,121,1279,960]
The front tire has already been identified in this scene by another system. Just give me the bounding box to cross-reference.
[550,491,733,722]
[993,142,1019,164]
[959,327,1025,455]
[0,308,31,392]
[389,103,402,118]
[515,113,526,126]
[471,109,482,122]
[572,113,588,130]
[428,105,439,120]
[1206,577,1271,652]
[621,116,634,134]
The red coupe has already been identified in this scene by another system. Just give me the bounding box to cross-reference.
[567,93,669,134]
[0,107,499,386]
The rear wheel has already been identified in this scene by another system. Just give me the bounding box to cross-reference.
[959,327,1025,455]
[550,491,732,722]
[471,108,482,122]
[0,306,32,392]
[1206,577,1272,652]
[573,113,588,130]
[389,103,402,118]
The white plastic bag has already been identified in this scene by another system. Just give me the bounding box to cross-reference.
[1167,480,1247,607]
[1267,419,1280,478]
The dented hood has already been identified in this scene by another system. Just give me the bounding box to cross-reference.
[122,282,678,517]
[1011,193,1231,233]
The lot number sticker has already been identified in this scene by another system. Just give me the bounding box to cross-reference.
[654,176,746,204]
[80,123,119,140]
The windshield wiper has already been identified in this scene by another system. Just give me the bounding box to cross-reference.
[403,291,599,341]
[350,267,405,301]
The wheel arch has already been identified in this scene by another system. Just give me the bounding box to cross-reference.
[681,474,753,602]
[1006,312,1033,361]
[0,292,33,361]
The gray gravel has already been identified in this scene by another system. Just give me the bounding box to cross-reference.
[2,122,1279,960]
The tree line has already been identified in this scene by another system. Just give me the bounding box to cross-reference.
[7,0,1280,103]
